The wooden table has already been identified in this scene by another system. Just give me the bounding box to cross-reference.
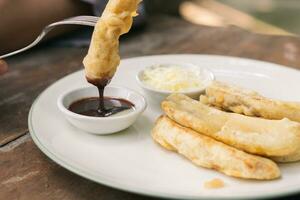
[1,15,300,200]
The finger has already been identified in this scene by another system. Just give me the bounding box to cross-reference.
[0,59,8,75]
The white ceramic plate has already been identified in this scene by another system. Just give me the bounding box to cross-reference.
[29,55,300,199]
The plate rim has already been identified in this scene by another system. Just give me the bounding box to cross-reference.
[29,54,300,199]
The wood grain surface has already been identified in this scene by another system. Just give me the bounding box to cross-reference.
[1,15,300,200]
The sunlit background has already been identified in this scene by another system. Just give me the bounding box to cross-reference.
[147,0,300,36]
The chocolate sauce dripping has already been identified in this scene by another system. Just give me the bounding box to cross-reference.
[68,77,133,117]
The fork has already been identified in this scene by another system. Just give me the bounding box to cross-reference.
[0,15,99,59]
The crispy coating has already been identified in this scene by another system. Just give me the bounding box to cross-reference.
[162,93,300,157]
[83,0,141,81]
[152,116,280,180]
[271,146,300,162]
[200,81,300,122]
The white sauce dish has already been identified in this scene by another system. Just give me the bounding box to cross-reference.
[136,63,214,101]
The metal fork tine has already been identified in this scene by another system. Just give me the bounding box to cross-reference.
[65,16,99,23]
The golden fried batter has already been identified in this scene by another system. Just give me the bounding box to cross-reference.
[83,0,141,83]
[200,81,300,122]
[152,116,280,180]
[271,146,300,163]
[162,93,300,157]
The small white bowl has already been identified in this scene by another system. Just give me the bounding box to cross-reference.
[136,63,214,101]
[57,86,147,135]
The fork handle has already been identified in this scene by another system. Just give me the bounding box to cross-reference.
[0,20,96,59]
[0,31,48,59]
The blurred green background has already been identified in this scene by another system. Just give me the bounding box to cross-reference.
[219,0,300,35]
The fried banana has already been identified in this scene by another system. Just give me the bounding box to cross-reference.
[200,81,300,122]
[152,116,280,180]
[162,93,300,157]
[271,146,300,162]
[83,0,141,83]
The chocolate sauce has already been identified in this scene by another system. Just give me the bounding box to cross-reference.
[69,97,134,117]
[68,77,134,117]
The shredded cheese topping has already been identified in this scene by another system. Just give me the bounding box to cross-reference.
[142,65,205,92]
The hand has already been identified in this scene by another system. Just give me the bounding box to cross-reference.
[0,59,8,75]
